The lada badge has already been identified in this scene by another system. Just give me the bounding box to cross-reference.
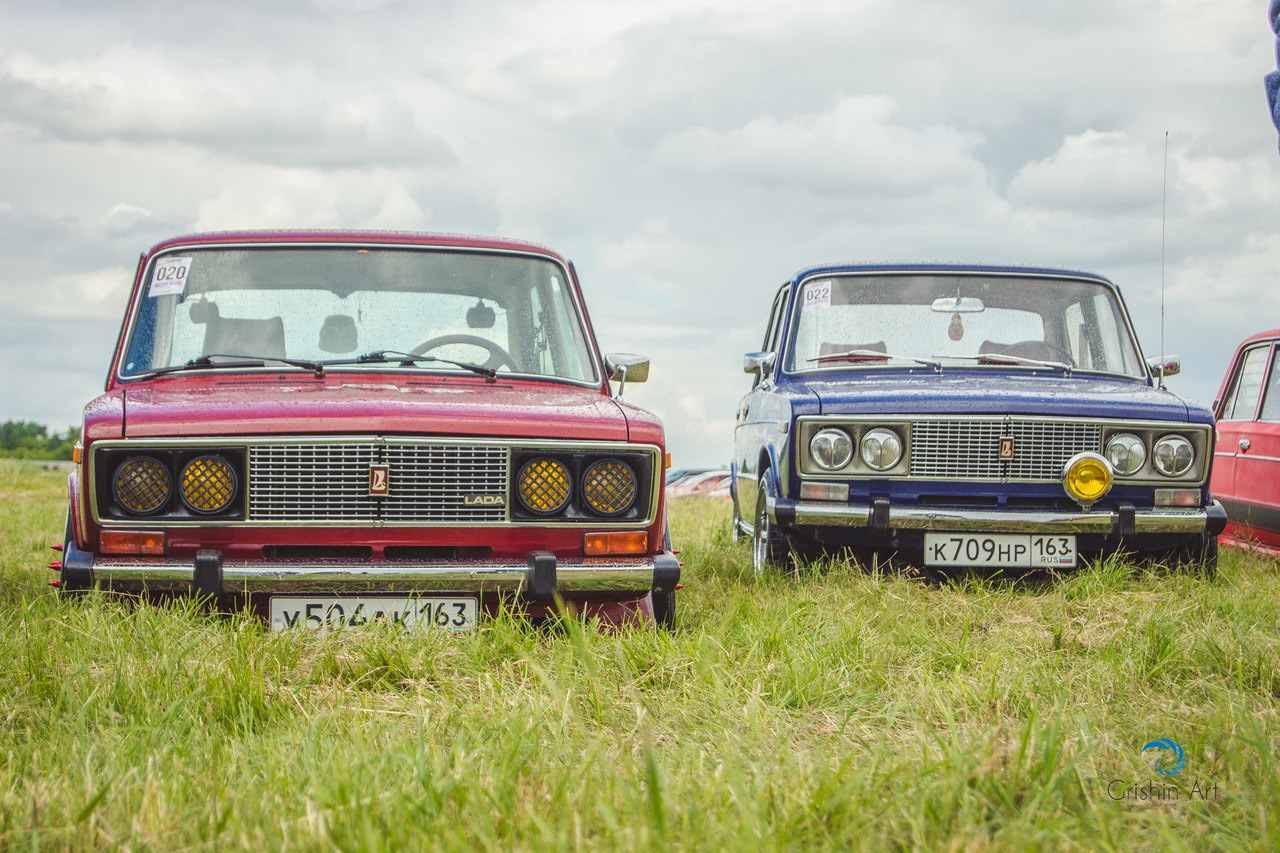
[463,494,506,507]
[998,437,1015,460]
[369,465,390,496]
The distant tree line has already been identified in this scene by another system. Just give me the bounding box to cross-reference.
[0,421,80,460]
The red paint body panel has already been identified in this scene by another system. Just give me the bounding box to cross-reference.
[117,375,631,441]
[1212,329,1280,552]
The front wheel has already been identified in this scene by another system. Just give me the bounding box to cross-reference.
[1170,534,1219,577]
[752,469,792,573]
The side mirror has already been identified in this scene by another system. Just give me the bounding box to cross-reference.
[1146,355,1181,378]
[605,353,649,398]
[743,352,777,375]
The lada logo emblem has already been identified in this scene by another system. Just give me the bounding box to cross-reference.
[998,437,1015,460]
[463,494,506,507]
[369,465,390,496]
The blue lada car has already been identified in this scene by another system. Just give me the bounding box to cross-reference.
[732,263,1227,574]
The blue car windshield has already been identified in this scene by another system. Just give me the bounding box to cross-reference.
[786,273,1145,378]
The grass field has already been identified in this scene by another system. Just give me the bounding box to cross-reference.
[2,458,1278,850]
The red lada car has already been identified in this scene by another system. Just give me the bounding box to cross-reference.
[58,231,679,630]
[1213,328,1280,555]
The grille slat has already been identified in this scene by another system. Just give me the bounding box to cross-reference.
[909,419,1102,481]
[248,443,510,523]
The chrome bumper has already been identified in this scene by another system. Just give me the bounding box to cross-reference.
[771,497,1228,536]
[77,550,679,596]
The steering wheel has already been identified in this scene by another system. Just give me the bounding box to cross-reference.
[408,334,518,372]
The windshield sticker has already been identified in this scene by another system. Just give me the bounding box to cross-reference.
[803,280,833,309]
[148,256,192,297]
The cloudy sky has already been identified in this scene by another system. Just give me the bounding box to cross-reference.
[2,0,1278,467]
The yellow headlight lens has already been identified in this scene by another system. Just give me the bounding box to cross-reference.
[113,456,172,515]
[180,456,238,514]
[518,458,572,515]
[582,460,638,516]
[1061,452,1113,506]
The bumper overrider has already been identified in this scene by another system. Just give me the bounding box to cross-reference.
[769,495,1228,537]
[60,545,681,602]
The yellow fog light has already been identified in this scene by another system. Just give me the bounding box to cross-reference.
[582,459,638,516]
[1061,452,1113,508]
[518,457,572,515]
[112,456,172,515]
[180,455,238,514]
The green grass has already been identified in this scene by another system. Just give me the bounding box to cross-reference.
[2,457,1278,849]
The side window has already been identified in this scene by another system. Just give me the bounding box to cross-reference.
[1222,346,1269,421]
[1258,345,1280,422]
[762,288,788,351]
[754,287,789,387]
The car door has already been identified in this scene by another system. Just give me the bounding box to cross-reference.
[1214,338,1280,548]
[734,285,789,525]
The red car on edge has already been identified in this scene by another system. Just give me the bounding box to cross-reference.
[59,231,679,630]
[1212,328,1280,555]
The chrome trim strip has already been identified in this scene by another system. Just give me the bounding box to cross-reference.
[91,558,658,593]
[772,495,1219,534]
[89,437,662,528]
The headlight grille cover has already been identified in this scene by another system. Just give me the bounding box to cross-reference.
[113,456,172,514]
[518,458,573,514]
[582,460,638,515]
[180,455,238,514]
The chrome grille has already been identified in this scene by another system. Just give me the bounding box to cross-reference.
[248,442,509,523]
[909,419,1102,481]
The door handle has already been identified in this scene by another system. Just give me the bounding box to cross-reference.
[1239,438,1251,452]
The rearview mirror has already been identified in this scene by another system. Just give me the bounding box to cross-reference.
[930,296,985,314]
[605,353,649,398]
[466,300,496,329]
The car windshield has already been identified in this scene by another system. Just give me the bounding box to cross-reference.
[120,246,599,383]
[786,273,1145,378]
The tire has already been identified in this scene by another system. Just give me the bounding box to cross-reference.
[1172,534,1219,577]
[652,587,676,629]
[652,523,677,629]
[59,510,91,594]
[752,469,792,573]
[730,493,745,544]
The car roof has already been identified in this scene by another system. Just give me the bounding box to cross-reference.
[785,262,1113,286]
[143,230,568,261]
[1238,328,1280,346]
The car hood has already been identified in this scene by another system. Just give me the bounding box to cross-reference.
[803,372,1207,422]
[118,376,633,441]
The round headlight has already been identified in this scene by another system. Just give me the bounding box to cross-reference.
[112,456,172,515]
[1061,452,1113,506]
[180,455,238,514]
[859,428,903,471]
[1152,435,1194,477]
[810,428,853,470]
[582,459,638,516]
[517,457,572,515]
[1105,433,1146,476]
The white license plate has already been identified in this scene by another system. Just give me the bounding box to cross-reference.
[269,595,478,633]
[924,533,1077,568]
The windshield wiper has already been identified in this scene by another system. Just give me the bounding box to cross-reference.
[329,350,497,382]
[940,353,1073,376]
[139,353,326,378]
[810,349,942,372]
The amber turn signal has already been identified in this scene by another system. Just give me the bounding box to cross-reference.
[583,531,648,556]
[99,530,165,556]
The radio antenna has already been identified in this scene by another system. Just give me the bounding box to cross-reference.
[1158,131,1169,390]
